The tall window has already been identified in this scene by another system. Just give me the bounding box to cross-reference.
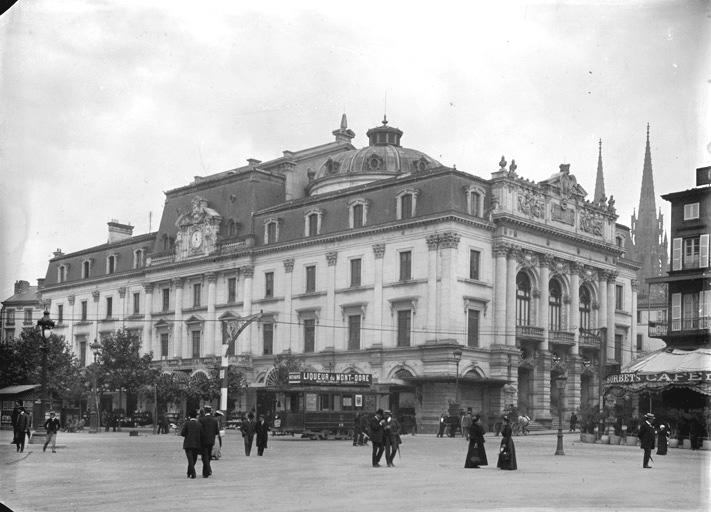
[162,288,170,312]
[307,213,319,237]
[266,221,277,243]
[227,277,237,303]
[400,193,413,219]
[399,251,412,281]
[193,283,201,308]
[305,266,316,293]
[106,297,113,318]
[397,310,411,347]
[80,341,87,367]
[614,334,622,361]
[579,286,591,331]
[350,258,362,287]
[160,333,169,358]
[304,319,315,352]
[467,309,480,347]
[516,272,531,326]
[133,249,144,269]
[684,202,700,220]
[683,237,700,269]
[82,261,90,279]
[265,272,274,298]
[263,323,274,355]
[24,308,32,325]
[682,292,700,330]
[191,331,200,358]
[6,309,14,325]
[352,203,364,228]
[57,304,64,324]
[81,301,88,321]
[549,279,562,330]
[58,265,66,283]
[636,334,643,351]
[133,292,140,315]
[107,255,116,274]
[469,250,480,280]
[615,285,624,310]
[348,315,361,350]
[470,192,480,217]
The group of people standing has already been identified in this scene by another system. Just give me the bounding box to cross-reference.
[464,414,517,470]
[364,409,401,467]
[238,412,270,456]
[179,405,222,479]
[638,412,674,468]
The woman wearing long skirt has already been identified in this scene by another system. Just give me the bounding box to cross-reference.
[464,415,488,468]
[497,416,518,470]
[656,422,670,455]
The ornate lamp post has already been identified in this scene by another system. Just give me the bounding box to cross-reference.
[36,310,55,418]
[89,340,101,433]
[554,373,568,456]
[453,348,463,405]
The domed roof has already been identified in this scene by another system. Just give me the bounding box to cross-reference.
[308,117,441,196]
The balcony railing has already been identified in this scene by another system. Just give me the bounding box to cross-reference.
[578,328,602,348]
[648,317,710,337]
[516,325,545,338]
[549,330,575,345]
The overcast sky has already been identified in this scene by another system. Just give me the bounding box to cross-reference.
[1,0,709,300]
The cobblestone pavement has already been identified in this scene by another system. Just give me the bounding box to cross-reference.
[0,429,708,512]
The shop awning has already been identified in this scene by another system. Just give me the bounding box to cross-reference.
[605,347,711,395]
[0,384,40,397]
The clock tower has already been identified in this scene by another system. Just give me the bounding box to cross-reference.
[174,196,222,260]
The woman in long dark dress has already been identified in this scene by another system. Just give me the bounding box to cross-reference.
[496,416,518,470]
[464,415,488,468]
[656,422,669,455]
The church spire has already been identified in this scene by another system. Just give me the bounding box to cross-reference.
[638,123,657,219]
[594,138,606,203]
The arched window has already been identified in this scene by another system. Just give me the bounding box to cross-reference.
[264,219,279,244]
[82,260,91,279]
[549,279,562,330]
[516,272,531,326]
[304,209,324,237]
[106,255,116,274]
[58,265,67,283]
[133,249,144,269]
[579,285,592,331]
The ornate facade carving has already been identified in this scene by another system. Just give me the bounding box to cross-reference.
[438,232,461,249]
[426,234,439,251]
[172,277,184,289]
[67,295,75,305]
[91,290,100,301]
[118,287,126,298]
[515,248,538,269]
[241,266,254,278]
[517,188,545,218]
[205,272,217,283]
[579,209,603,236]
[372,244,385,259]
[283,258,295,273]
[326,251,338,266]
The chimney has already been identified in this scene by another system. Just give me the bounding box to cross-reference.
[14,280,30,294]
[108,220,134,244]
[53,249,64,258]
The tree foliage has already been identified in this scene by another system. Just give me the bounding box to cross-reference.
[272,352,305,387]
[96,329,155,395]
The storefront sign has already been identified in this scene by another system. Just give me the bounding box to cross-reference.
[606,371,711,385]
[289,371,372,386]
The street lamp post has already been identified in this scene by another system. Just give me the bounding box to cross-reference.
[89,341,101,433]
[453,348,463,405]
[554,374,568,456]
[36,310,55,418]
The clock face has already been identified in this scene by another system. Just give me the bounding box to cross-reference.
[191,230,203,248]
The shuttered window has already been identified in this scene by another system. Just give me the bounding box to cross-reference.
[671,293,681,331]
[700,234,709,268]
[672,238,682,271]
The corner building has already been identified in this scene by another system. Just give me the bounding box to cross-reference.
[41,116,638,431]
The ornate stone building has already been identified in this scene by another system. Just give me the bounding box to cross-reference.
[39,115,638,431]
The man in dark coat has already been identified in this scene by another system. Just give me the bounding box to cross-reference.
[198,406,221,477]
[43,411,61,453]
[240,412,256,456]
[255,414,270,456]
[180,409,202,479]
[437,411,447,438]
[569,412,578,432]
[383,410,401,467]
[638,412,656,468]
[366,409,385,467]
[14,407,30,453]
[10,400,22,444]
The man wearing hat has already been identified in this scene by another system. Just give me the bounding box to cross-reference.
[366,409,385,467]
[383,410,401,467]
[43,411,61,453]
[638,412,657,468]
[198,405,221,477]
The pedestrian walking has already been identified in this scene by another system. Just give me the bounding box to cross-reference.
[383,410,401,467]
[437,410,447,438]
[240,412,256,456]
[10,400,22,445]
[496,416,517,470]
[43,411,61,453]
[656,421,670,455]
[198,406,220,478]
[569,412,578,432]
[14,407,30,453]
[638,412,656,468]
[461,409,473,441]
[464,414,488,468]
[255,414,270,456]
[365,409,385,467]
[180,409,202,479]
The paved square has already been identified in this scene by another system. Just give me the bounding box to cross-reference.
[0,430,708,512]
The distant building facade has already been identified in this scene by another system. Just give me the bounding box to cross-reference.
[1,280,45,343]
[39,115,638,430]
